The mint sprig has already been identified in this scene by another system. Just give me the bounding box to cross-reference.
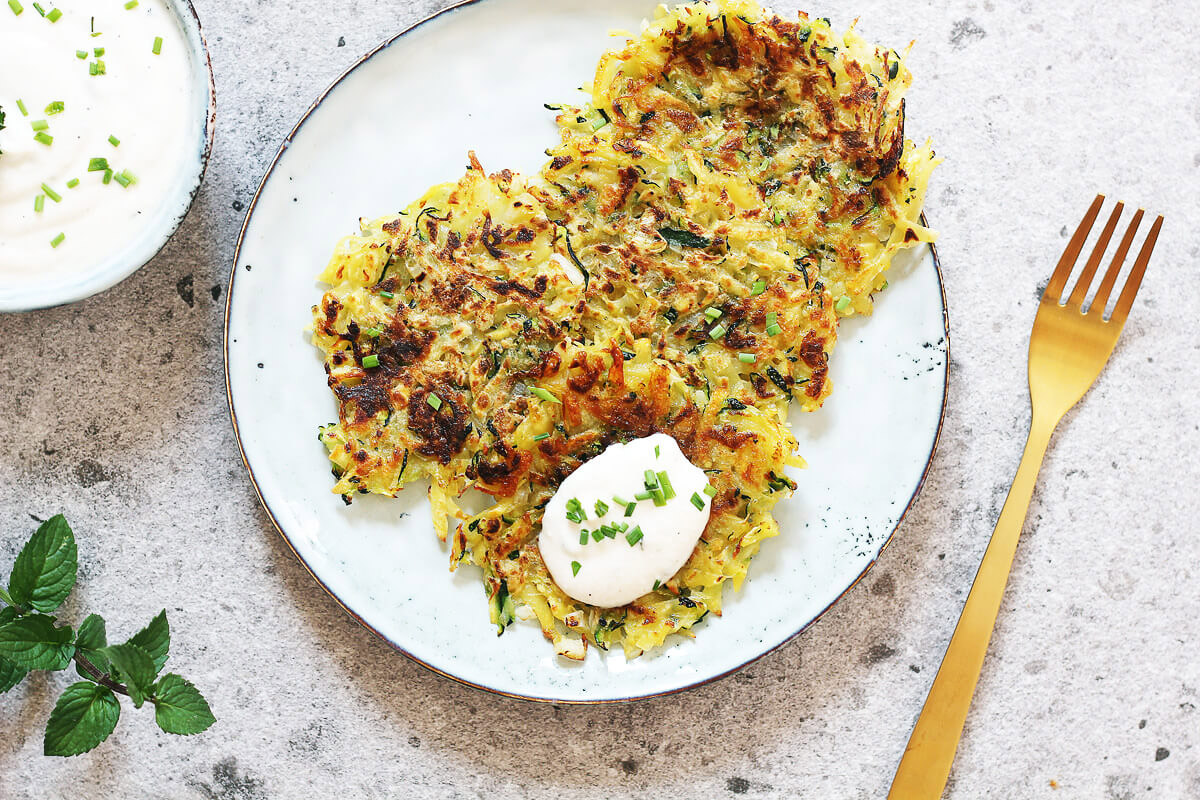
[0,515,215,756]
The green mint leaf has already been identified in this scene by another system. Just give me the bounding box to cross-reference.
[99,643,155,708]
[73,613,110,678]
[0,613,75,670]
[126,610,169,674]
[0,606,17,625]
[0,655,27,693]
[8,514,78,613]
[0,585,13,606]
[151,674,215,735]
[43,682,120,756]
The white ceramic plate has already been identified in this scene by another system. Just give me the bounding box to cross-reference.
[226,0,948,703]
[0,0,215,313]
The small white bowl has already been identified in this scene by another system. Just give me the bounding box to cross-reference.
[0,0,215,313]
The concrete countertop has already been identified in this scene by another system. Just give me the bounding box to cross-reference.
[2,0,1198,797]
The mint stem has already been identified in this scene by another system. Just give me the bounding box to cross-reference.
[72,652,130,697]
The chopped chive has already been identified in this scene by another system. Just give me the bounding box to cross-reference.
[654,444,660,458]
[651,489,667,507]
[656,470,675,500]
[94,59,106,74]
[766,312,777,327]
[41,183,61,202]
[625,527,644,546]
[594,500,609,517]
[113,170,133,188]
[16,99,28,116]
[379,290,394,299]
[530,387,560,404]
[7,0,22,15]
[571,561,581,576]
[66,178,79,188]
[624,502,636,517]
[604,526,617,539]
[426,392,442,410]
[773,211,783,226]
[34,195,45,213]
[835,295,852,313]
[89,62,99,76]
[708,323,726,340]
[93,47,104,57]
[738,352,757,364]
[612,495,630,508]
[33,130,53,144]
[703,306,722,322]
[643,469,658,489]
[766,323,783,336]
[107,134,120,147]
[152,36,163,55]
[123,0,137,8]
[652,580,661,591]
[102,169,112,184]
[45,5,59,21]
[751,280,767,295]
[591,529,604,542]
[75,49,87,59]
[31,1,43,14]
[532,432,550,441]
[616,522,629,532]
[50,232,65,248]
[703,484,717,497]
[690,492,706,510]
[579,529,588,545]
[634,490,653,501]
[30,120,49,131]
[361,354,380,369]
[565,511,581,523]
[362,326,382,337]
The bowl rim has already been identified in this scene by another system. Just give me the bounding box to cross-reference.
[0,0,217,313]
[223,0,951,704]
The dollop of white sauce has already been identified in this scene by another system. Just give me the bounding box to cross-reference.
[539,433,712,608]
[0,0,194,286]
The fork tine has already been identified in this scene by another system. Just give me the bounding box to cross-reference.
[1067,202,1124,307]
[1109,214,1163,324]
[1045,194,1105,302]
[1089,208,1144,314]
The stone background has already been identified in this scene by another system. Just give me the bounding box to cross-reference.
[2,0,1199,797]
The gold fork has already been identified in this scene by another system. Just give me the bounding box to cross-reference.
[888,196,1164,799]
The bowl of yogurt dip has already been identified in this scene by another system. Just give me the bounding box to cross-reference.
[0,0,215,312]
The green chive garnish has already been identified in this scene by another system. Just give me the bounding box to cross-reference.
[624,502,636,517]
[50,232,65,248]
[703,307,722,322]
[703,484,717,497]
[656,470,675,500]
[594,500,609,517]
[31,120,49,131]
[625,527,644,546]
[66,178,79,188]
[16,99,28,116]
[835,296,852,313]
[651,489,667,507]
[45,6,60,21]
[751,280,767,295]
[709,323,726,340]
[362,354,380,369]
[690,492,705,510]
[102,169,113,185]
[532,432,550,441]
[124,0,137,8]
[652,580,661,591]
[766,312,777,327]
[571,561,581,576]
[362,326,382,337]
[152,36,163,55]
[93,47,104,57]
[612,495,630,508]
[604,526,617,539]
[579,530,588,545]
[634,490,653,501]
[379,290,394,299]
[8,0,23,15]
[113,170,133,188]
[591,529,604,542]
[426,392,442,409]
[32,1,43,15]
[34,195,45,213]
[76,49,87,59]
[33,130,53,144]
[766,323,783,336]
[643,470,658,489]
[738,352,757,364]
[654,444,660,458]
[41,183,61,203]
[530,387,560,404]
[89,62,99,76]
[107,134,120,147]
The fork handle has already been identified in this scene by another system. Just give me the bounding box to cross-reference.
[888,414,1056,799]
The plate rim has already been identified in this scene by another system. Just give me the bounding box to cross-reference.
[0,0,218,313]
[223,0,951,705]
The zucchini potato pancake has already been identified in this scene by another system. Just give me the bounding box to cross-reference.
[311,0,937,660]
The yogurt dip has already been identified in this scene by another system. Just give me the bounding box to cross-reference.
[0,0,195,291]
[539,433,714,608]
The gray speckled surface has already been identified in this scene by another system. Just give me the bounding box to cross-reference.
[1,0,1198,797]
